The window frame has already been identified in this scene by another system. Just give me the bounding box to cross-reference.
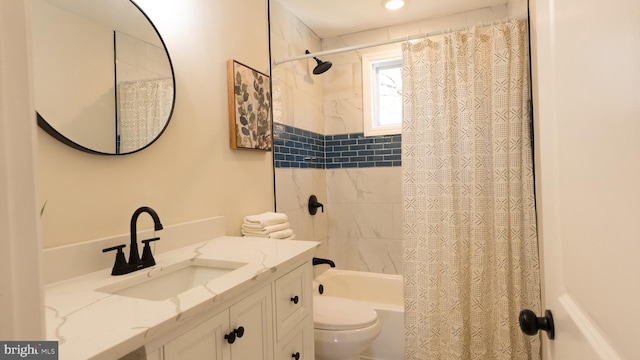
[362,50,403,137]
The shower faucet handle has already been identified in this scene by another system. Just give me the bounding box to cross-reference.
[308,195,324,215]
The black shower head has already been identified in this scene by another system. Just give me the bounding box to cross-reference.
[305,50,333,75]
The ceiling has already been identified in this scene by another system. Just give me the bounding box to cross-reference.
[276,0,508,38]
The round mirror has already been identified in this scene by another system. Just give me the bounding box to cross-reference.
[31,0,175,155]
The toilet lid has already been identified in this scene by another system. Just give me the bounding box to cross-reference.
[313,296,378,330]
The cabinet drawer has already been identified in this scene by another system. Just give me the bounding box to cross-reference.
[276,315,314,360]
[274,263,312,339]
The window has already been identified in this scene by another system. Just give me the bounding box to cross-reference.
[362,50,402,136]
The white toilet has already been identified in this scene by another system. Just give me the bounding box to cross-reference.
[313,296,382,360]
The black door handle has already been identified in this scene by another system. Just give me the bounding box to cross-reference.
[519,309,555,339]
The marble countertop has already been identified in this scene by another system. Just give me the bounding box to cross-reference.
[45,236,319,360]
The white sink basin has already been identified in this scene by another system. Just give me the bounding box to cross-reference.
[96,258,248,301]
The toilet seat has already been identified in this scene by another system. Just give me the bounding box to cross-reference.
[313,296,378,330]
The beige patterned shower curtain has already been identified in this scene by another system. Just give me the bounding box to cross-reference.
[401,20,541,360]
[117,79,173,153]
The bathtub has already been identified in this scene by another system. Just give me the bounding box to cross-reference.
[313,269,404,360]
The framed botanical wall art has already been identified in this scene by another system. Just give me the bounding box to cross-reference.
[227,60,272,150]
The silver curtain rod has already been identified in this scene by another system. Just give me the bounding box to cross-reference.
[273,18,517,65]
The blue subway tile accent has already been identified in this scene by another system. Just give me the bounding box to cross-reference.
[374,137,392,143]
[375,149,393,155]
[375,161,393,167]
[273,123,402,169]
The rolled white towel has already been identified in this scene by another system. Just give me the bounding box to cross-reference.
[241,222,290,234]
[243,212,288,227]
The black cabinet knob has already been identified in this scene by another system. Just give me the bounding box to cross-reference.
[224,326,245,344]
[519,309,555,339]
[290,295,299,304]
[235,326,245,338]
[292,352,300,360]
[224,331,236,344]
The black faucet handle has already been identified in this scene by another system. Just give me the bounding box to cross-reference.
[102,244,126,253]
[141,237,160,245]
[141,237,160,268]
[102,244,130,275]
[308,195,324,215]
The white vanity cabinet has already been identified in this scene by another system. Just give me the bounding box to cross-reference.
[161,310,229,359]
[146,261,313,360]
[160,284,273,360]
[274,263,314,360]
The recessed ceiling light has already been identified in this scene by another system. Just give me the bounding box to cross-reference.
[384,0,405,10]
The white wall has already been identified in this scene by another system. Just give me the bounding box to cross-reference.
[37,0,274,248]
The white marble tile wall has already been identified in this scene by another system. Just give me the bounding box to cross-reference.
[326,167,403,274]
[275,168,329,258]
[271,1,329,256]
[270,0,324,135]
[115,31,172,82]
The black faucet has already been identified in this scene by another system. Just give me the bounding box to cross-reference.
[103,206,163,275]
[129,206,163,268]
[312,257,335,268]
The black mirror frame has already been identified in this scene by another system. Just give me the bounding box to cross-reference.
[36,0,176,156]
